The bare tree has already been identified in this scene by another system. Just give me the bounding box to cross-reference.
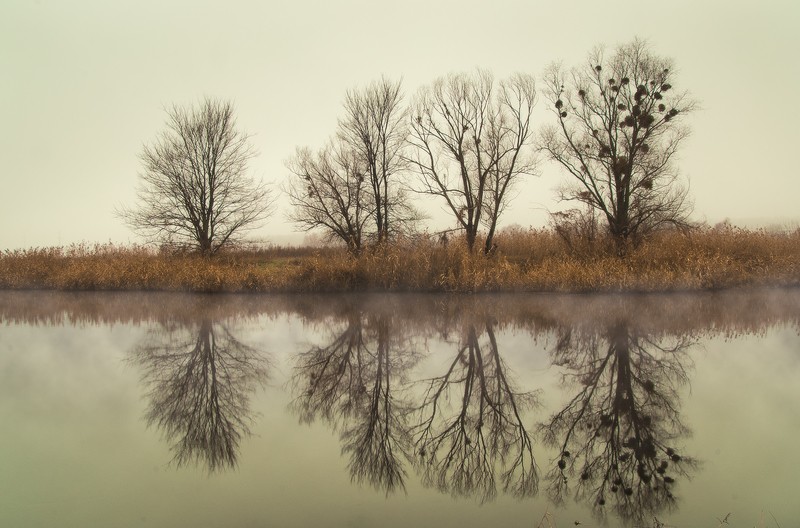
[340,77,414,244]
[119,98,274,254]
[287,78,418,250]
[541,39,695,249]
[285,141,370,254]
[408,70,537,253]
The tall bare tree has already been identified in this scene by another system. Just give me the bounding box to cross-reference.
[287,78,417,250]
[408,70,537,253]
[541,39,695,249]
[119,98,274,254]
[340,77,412,244]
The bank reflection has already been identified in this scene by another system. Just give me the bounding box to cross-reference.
[540,320,696,523]
[131,318,268,472]
[411,318,539,502]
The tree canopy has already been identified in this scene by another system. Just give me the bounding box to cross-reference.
[120,98,274,254]
[541,39,695,247]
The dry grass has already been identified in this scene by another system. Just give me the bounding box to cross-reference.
[1,226,798,293]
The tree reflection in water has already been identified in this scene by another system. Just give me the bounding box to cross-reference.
[539,321,697,523]
[291,308,540,500]
[3,290,796,520]
[291,310,418,495]
[411,319,539,502]
[132,318,268,472]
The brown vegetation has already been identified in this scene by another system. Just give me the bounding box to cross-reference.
[0,225,798,293]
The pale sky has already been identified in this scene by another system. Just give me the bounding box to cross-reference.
[2,0,798,250]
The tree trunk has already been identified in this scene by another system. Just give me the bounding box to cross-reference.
[465,227,477,252]
[483,221,498,255]
[198,235,213,256]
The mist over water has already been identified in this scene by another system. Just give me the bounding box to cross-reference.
[1,289,798,527]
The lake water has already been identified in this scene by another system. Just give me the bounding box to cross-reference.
[1,289,798,527]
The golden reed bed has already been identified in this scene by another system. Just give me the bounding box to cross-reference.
[1,226,798,293]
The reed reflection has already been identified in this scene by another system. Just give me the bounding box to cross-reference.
[411,318,539,502]
[291,309,418,494]
[539,320,696,523]
[132,318,268,472]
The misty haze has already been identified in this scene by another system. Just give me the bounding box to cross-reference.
[2,1,799,527]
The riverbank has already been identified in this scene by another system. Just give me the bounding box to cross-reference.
[1,226,798,293]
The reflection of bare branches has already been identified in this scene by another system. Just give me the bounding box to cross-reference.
[291,312,369,425]
[411,320,539,502]
[291,312,417,495]
[540,322,696,523]
[341,317,412,494]
[132,319,268,472]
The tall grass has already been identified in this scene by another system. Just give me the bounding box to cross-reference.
[1,226,798,293]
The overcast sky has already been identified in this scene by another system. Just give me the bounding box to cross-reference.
[2,0,798,250]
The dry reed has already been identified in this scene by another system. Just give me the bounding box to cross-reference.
[1,226,798,293]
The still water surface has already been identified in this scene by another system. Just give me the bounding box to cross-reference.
[1,290,798,527]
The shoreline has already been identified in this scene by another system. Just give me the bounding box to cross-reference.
[0,278,798,296]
